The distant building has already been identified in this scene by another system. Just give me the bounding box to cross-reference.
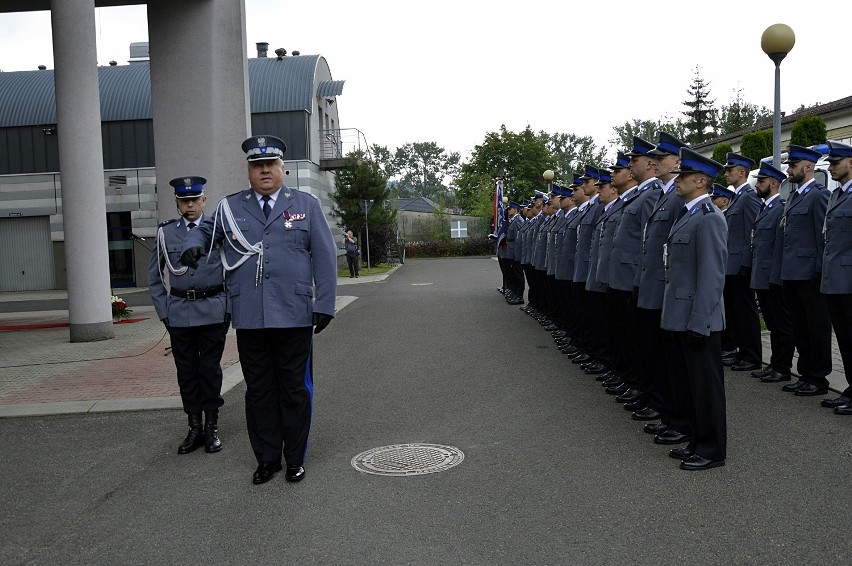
[395,197,483,242]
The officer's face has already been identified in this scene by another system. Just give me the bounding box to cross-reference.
[248,158,285,195]
[629,155,654,183]
[710,195,730,211]
[653,154,680,179]
[674,172,706,201]
[176,195,206,222]
[754,177,773,199]
[724,165,746,185]
[598,183,617,204]
[786,160,809,184]
[582,179,597,196]
[610,167,631,191]
[828,157,852,183]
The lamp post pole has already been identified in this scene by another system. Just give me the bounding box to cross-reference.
[360,199,374,271]
[543,169,555,193]
[761,24,796,168]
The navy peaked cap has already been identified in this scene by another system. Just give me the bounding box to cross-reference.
[723,152,756,170]
[610,151,630,170]
[755,162,786,182]
[625,136,656,157]
[648,132,688,157]
[782,144,822,164]
[672,148,724,178]
[709,183,735,199]
[242,135,287,161]
[169,175,207,199]
[825,140,852,162]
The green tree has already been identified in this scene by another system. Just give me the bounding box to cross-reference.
[455,125,554,216]
[547,132,608,177]
[739,130,774,166]
[682,66,717,144]
[372,141,460,205]
[790,115,827,146]
[331,153,397,263]
[711,142,733,185]
[609,117,687,150]
[717,87,772,134]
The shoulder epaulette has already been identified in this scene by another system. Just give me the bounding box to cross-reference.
[227,190,245,198]
[158,218,178,228]
[702,202,714,214]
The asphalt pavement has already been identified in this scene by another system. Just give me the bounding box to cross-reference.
[0,258,849,565]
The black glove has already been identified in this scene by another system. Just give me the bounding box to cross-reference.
[180,246,204,269]
[161,318,170,330]
[313,312,333,334]
[685,330,707,351]
[224,313,231,326]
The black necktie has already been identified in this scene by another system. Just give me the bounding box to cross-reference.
[261,195,272,218]
[676,206,688,221]
[187,222,196,230]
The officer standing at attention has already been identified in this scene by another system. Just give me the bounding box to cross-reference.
[661,148,728,471]
[181,135,337,485]
[721,153,763,372]
[749,163,794,384]
[709,184,735,212]
[779,144,832,398]
[820,140,852,414]
[504,201,525,305]
[149,176,229,455]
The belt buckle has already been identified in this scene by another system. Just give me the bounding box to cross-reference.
[186,289,197,301]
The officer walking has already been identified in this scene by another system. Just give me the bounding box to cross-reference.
[661,148,728,471]
[181,135,337,485]
[149,176,229,455]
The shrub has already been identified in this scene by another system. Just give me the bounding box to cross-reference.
[405,237,493,258]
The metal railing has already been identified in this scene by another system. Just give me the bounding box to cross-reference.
[319,128,371,161]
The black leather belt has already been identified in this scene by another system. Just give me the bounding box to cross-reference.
[170,285,224,300]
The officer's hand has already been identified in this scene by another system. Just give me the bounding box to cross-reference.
[180,247,204,269]
[313,313,333,334]
[685,330,706,351]
[162,318,170,330]
[224,313,231,326]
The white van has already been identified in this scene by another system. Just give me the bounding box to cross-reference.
[747,146,840,199]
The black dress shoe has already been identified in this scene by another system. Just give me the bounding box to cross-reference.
[644,422,668,435]
[561,346,581,355]
[654,430,690,445]
[631,407,660,421]
[605,383,629,395]
[731,360,762,372]
[594,372,611,382]
[253,461,283,484]
[760,370,792,383]
[781,379,806,392]
[602,375,622,387]
[835,403,852,415]
[623,398,645,411]
[721,348,738,358]
[751,366,774,378]
[544,324,559,331]
[680,454,725,471]
[794,383,828,397]
[668,446,695,459]
[585,362,609,375]
[285,464,306,482]
[616,388,642,403]
[572,353,592,364]
[821,395,851,408]
[721,356,739,366]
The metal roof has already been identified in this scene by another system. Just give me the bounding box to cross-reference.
[0,54,342,127]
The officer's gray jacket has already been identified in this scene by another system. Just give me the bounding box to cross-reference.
[546,210,567,275]
[780,180,829,281]
[638,183,684,310]
[516,215,531,263]
[573,198,604,283]
[521,213,542,265]
[724,183,762,275]
[554,207,580,281]
[586,203,614,293]
[821,184,852,294]
[505,214,523,262]
[533,213,555,271]
[661,196,728,336]
[185,187,337,330]
[749,195,785,290]
[610,181,661,291]
[595,199,624,288]
[148,217,227,327]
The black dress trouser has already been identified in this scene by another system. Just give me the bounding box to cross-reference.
[168,322,228,415]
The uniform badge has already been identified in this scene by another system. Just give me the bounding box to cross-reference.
[183,177,192,186]
[257,136,266,146]
[283,210,292,229]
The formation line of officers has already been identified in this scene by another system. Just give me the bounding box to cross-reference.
[496,135,852,471]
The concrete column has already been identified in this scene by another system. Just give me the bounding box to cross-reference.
[50,0,114,342]
[148,0,251,212]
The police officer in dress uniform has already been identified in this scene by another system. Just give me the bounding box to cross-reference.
[556,176,588,356]
[721,153,763,371]
[661,148,728,471]
[149,176,229,455]
[778,144,833,398]
[181,135,337,485]
[504,201,525,305]
[749,163,794,383]
[821,140,852,414]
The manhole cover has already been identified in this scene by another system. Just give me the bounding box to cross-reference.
[351,443,464,476]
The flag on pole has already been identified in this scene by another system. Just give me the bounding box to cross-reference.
[493,179,507,249]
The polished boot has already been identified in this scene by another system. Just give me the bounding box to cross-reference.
[203,410,222,453]
[821,395,851,408]
[177,413,204,454]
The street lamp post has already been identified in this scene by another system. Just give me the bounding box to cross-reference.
[360,199,374,271]
[761,24,796,169]
[543,169,555,193]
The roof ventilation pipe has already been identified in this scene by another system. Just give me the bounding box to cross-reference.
[256,42,268,58]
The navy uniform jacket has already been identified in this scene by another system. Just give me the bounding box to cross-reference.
[638,182,684,310]
[554,207,580,281]
[595,199,624,288]
[661,196,728,336]
[725,183,762,275]
[821,184,852,294]
[505,214,523,262]
[515,215,531,263]
[546,210,567,276]
[521,213,542,265]
[780,181,829,281]
[573,198,604,283]
[533,213,555,271]
[610,181,661,291]
[148,217,227,327]
[185,186,337,330]
[587,202,616,293]
[749,195,785,290]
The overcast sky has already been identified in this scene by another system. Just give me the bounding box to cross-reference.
[0,1,847,161]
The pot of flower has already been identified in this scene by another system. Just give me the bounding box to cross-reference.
[111,295,133,323]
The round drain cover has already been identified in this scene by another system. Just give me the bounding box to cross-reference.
[351,443,464,476]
